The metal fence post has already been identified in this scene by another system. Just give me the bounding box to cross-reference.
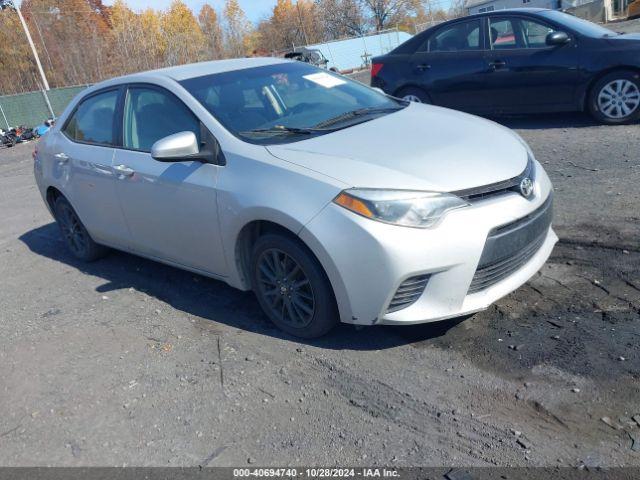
[41,88,55,119]
[0,101,10,129]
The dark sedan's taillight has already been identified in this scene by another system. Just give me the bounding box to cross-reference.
[371,63,384,78]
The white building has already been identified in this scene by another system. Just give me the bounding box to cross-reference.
[466,0,613,23]
[467,0,560,15]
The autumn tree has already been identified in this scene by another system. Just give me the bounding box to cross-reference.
[161,0,206,66]
[315,0,365,39]
[295,0,323,44]
[198,4,224,60]
[358,0,419,31]
[0,6,40,93]
[20,0,112,87]
[223,0,252,58]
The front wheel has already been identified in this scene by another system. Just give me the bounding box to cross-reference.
[251,234,338,338]
[588,71,640,124]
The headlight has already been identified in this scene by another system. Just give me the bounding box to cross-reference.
[333,189,469,228]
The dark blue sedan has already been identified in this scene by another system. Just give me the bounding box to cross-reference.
[371,9,640,124]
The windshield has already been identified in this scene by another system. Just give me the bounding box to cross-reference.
[539,10,618,37]
[180,62,404,145]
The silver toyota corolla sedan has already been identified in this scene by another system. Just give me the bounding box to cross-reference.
[33,57,557,338]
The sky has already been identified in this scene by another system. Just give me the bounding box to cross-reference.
[101,0,279,23]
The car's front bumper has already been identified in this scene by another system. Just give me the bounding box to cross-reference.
[299,160,557,326]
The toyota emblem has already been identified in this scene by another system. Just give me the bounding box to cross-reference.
[519,177,534,199]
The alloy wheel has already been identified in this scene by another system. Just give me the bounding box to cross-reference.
[57,203,89,257]
[597,79,640,119]
[256,248,316,328]
[402,94,423,103]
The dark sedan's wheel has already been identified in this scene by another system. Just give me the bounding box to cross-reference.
[251,234,338,338]
[588,71,640,124]
[396,87,431,104]
[54,196,108,262]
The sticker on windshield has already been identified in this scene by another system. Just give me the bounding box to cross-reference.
[303,72,346,88]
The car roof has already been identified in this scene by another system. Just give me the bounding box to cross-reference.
[95,57,290,87]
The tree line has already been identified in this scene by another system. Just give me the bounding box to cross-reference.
[0,0,461,95]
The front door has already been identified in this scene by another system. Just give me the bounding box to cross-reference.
[409,18,490,112]
[112,85,227,276]
[483,15,580,113]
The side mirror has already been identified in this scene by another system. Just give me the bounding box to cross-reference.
[546,31,570,46]
[151,131,200,162]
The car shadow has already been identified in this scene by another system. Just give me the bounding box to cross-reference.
[19,223,467,351]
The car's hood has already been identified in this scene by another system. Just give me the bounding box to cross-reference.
[266,103,529,192]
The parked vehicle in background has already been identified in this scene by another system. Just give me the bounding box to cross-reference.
[372,9,640,124]
[34,58,556,338]
[629,0,640,19]
[284,48,333,70]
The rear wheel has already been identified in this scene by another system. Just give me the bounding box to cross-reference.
[251,234,338,338]
[396,86,431,104]
[588,70,640,124]
[53,196,109,262]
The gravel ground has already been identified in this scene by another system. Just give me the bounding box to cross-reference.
[611,17,640,34]
[0,99,639,467]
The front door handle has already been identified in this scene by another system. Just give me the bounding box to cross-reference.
[489,60,507,70]
[54,153,69,164]
[416,64,431,71]
[113,164,135,177]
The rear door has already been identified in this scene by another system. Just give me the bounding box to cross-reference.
[408,18,490,112]
[57,88,131,247]
[111,84,227,276]
[483,14,580,112]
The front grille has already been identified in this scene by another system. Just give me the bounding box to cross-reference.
[387,274,430,313]
[468,195,553,294]
[454,157,535,202]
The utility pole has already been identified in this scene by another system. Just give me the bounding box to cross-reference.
[296,1,310,46]
[1,0,51,90]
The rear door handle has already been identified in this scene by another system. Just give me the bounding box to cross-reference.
[54,153,69,164]
[113,164,135,177]
[489,60,507,70]
[416,64,431,71]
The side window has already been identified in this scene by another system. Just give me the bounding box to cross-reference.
[63,90,118,145]
[428,20,481,52]
[520,19,556,48]
[123,87,201,152]
[489,18,517,49]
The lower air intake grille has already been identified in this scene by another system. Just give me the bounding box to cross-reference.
[387,274,430,313]
[468,195,553,294]
[468,233,546,294]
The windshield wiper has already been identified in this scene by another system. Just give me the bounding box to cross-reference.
[240,125,326,136]
[314,106,404,129]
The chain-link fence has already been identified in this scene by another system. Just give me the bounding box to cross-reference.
[0,85,88,129]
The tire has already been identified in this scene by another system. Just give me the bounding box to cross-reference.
[588,70,640,124]
[53,196,109,262]
[396,86,431,104]
[250,233,339,338]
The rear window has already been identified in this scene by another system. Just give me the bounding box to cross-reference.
[63,90,118,146]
